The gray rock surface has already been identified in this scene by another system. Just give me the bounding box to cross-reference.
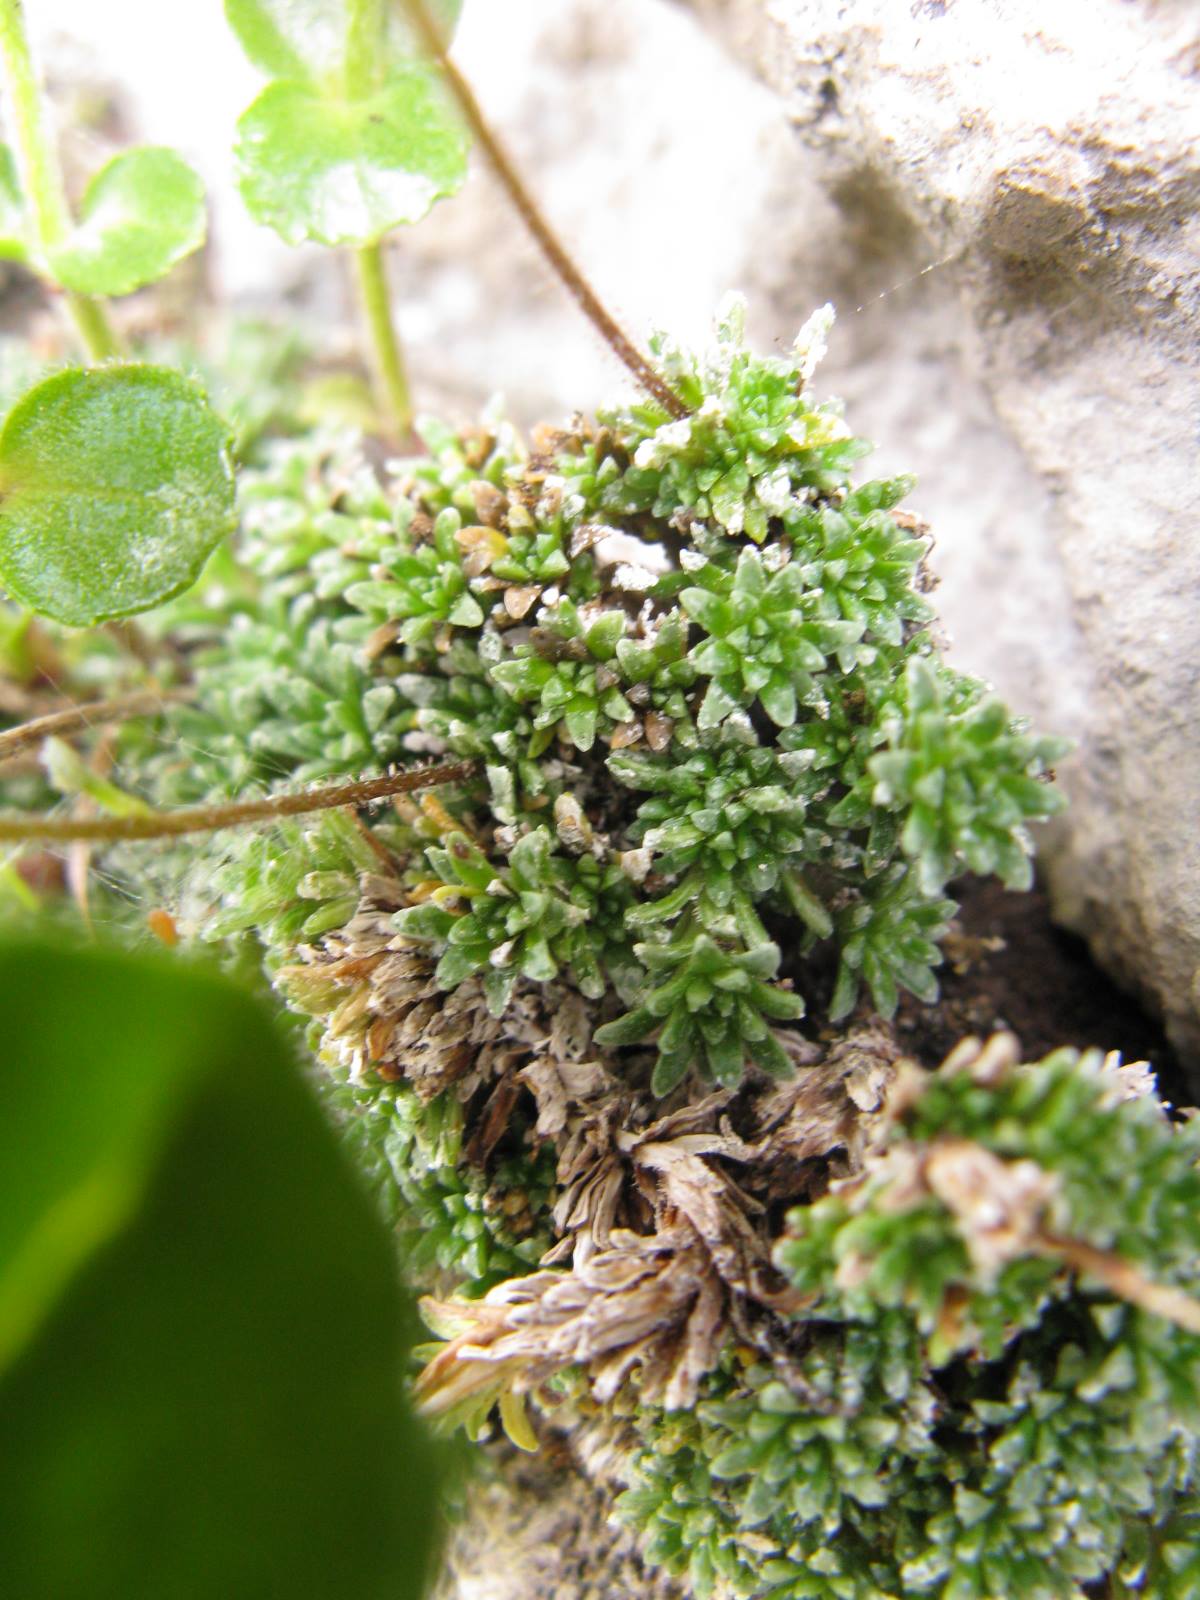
[676,0,1200,1066]
[433,1443,683,1600]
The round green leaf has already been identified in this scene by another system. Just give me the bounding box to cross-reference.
[225,0,463,83]
[47,147,206,298]
[0,365,236,627]
[235,68,468,246]
[0,145,29,262]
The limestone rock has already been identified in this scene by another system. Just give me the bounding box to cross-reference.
[434,1444,684,1600]
[673,0,1200,1066]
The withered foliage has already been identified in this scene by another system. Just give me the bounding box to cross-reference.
[287,880,908,1417]
[291,876,1195,1455]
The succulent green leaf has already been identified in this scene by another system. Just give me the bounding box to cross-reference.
[585,609,626,659]
[781,870,833,938]
[759,674,796,727]
[0,145,29,261]
[234,69,468,246]
[224,0,463,83]
[47,148,206,297]
[0,937,440,1600]
[651,1048,693,1097]
[0,366,236,626]
[594,1007,656,1049]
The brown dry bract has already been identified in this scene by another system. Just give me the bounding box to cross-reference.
[418,1220,730,1414]
[416,1024,902,1413]
[280,874,585,1108]
[290,878,912,1412]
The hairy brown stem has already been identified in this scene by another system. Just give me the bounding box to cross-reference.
[399,0,687,420]
[0,761,477,845]
[0,687,191,761]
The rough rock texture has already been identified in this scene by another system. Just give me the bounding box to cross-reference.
[434,1443,684,1600]
[673,0,1200,1066]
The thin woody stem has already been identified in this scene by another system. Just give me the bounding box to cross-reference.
[0,760,477,844]
[398,0,687,419]
[0,687,190,761]
[1038,1231,1200,1337]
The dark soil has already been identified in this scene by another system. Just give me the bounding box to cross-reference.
[894,876,1191,1108]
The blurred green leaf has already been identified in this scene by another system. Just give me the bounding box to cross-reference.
[0,365,236,626]
[235,67,467,247]
[41,736,151,816]
[0,936,441,1600]
[47,147,206,297]
[225,0,332,81]
[225,0,463,83]
[0,144,29,261]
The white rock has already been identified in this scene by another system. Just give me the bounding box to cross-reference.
[679,0,1200,1063]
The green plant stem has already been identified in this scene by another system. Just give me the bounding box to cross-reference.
[344,1,411,436]
[62,289,119,361]
[0,760,476,844]
[0,0,120,362]
[345,0,386,97]
[396,0,687,419]
[354,240,413,439]
[0,0,68,245]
